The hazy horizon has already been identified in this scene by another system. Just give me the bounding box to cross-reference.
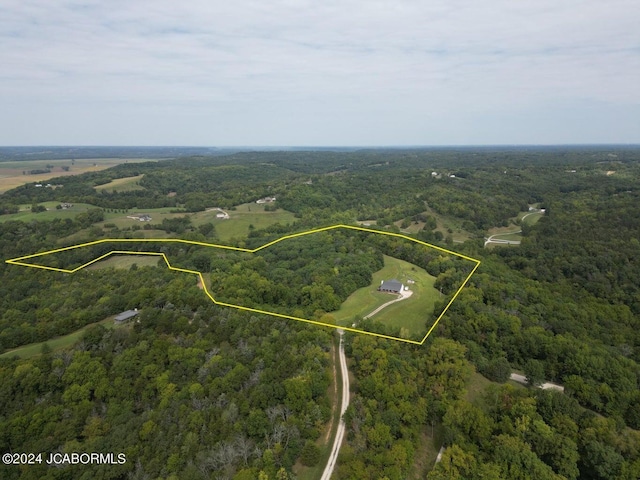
[2,1,639,146]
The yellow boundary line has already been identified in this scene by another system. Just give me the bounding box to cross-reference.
[5,224,480,344]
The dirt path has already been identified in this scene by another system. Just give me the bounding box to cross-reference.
[510,373,564,392]
[321,330,349,480]
[484,209,544,247]
[484,231,521,247]
[323,342,339,444]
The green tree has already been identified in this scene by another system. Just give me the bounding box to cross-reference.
[300,440,320,466]
[524,359,545,387]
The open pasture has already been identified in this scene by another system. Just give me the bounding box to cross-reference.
[0,158,155,193]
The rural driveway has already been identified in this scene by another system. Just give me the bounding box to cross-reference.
[321,330,349,480]
[364,289,413,319]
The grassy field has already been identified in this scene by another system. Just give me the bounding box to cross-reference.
[464,371,499,405]
[0,158,155,193]
[86,254,163,270]
[372,265,439,338]
[99,207,186,229]
[332,255,439,338]
[1,196,296,244]
[0,202,100,223]
[190,202,297,241]
[0,317,119,360]
[519,211,544,225]
[94,174,145,192]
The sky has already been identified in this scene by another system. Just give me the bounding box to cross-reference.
[1,0,639,146]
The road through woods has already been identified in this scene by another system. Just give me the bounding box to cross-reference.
[321,330,349,480]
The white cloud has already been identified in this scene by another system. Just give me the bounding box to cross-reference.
[0,0,638,144]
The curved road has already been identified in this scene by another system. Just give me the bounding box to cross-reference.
[321,330,349,480]
[484,232,521,247]
[364,289,413,319]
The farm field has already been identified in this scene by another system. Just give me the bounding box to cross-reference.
[0,158,156,193]
[94,174,146,192]
[332,254,439,338]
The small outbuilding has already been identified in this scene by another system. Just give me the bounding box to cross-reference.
[114,309,139,323]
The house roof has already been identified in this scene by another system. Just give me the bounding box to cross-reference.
[114,310,139,321]
[380,279,403,291]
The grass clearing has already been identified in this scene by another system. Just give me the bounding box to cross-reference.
[0,317,119,360]
[97,207,188,229]
[410,424,444,478]
[520,211,544,225]
[1,198,295,244]
[94,174,145,192]
[493,232,523,242]
[332,254,440,338]
[191,202,296,241]
[423,206,473,243]
[464,371,500,405]
[0,202,100,223]
[86,254,162,270]
[0,158,155,193]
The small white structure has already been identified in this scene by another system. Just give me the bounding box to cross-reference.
[256,196,276,204]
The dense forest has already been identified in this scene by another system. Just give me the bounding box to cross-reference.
[1,147,639,479]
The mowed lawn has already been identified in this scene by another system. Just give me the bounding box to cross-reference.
[0,317,119,360]
[332,255,439,338]
[94,174,145,192]
[190,202,296,241]
[372,264,439,339]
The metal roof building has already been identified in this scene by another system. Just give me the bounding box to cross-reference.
[114,309,139,323]
[378,279,404,293]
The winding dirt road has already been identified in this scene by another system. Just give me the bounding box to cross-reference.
[321,330,349,480]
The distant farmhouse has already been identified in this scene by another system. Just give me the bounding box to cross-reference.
[114,309,139,324]
[256,196,276,204]
[378,279,405,294]
[126,214,152,222]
